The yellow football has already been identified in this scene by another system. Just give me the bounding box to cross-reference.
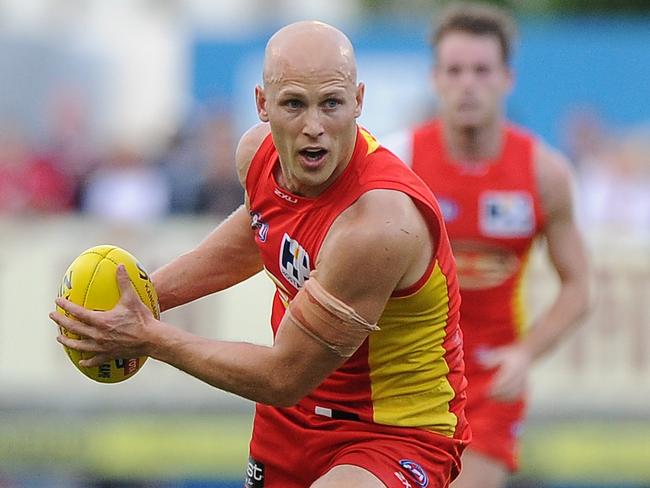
[57,245,160,383]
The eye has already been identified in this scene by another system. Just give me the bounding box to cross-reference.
[283,99,304,110]
[323,98,342,110]
[447,65,461,76]
[475,64,490,76]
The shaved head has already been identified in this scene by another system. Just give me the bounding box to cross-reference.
[254,21,364,198]
[263,21,357,87]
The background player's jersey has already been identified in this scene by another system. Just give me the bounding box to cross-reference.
[246,127,469,440]
[405,120,546,374]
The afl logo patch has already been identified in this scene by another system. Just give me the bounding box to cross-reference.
[250,211,269,242]
[279,233,311,289]
[480,191,534,237]
[399,459,429,487]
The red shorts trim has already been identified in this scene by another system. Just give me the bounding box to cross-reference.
[247,403,469,487]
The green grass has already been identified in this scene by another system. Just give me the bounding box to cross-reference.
[1,412,649,483]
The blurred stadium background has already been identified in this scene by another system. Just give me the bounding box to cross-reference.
[1,0,649,487]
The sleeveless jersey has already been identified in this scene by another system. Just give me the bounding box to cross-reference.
[246,126,469,440]
[410,120,546,372]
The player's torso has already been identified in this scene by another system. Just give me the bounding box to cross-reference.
[246,127,468,439]
[411,121,545,349]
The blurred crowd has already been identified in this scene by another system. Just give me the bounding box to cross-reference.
[562,107,650,237]
[0,105,243,223]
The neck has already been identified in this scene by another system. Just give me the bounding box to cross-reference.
[442,118,505,164]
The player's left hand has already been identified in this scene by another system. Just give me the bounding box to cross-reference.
[49,265,155,367]
[477,343,532,401]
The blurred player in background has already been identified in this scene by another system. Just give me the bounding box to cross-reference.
[383,3,591,487]
[51,20,471,487]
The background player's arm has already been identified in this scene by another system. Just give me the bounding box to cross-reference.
[521,144,591,359]
[482,144,591,400]
[151,124,270,312]
[53,188,432,407]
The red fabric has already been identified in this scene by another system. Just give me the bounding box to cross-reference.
[0,156,74,212]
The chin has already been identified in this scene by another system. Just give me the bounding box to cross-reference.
[454,112,489,129]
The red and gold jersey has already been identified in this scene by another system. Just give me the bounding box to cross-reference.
[246,127,468,440]
[409,120,546,372]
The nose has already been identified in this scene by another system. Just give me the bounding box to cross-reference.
[302,108,324,138]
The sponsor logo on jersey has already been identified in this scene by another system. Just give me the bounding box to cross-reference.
[437,197,459,222]
[250,211,269,242]
[279,233,311,289]
[244,457,265,487]
[399,459,429,487]
[274,187,298,204]
[480,191,534,237]
[452,240,520,290]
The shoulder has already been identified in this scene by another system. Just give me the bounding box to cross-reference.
[316,189,431,320]
[534,140,577,219]
[235,123,272,188]
[322,189,428,268]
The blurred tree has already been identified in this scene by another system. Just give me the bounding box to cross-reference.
[361,0,650,14]
[547,0,650,13]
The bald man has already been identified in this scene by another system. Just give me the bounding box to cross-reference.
[51,21,471,487]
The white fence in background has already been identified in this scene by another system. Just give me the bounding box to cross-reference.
[0,216,648,417]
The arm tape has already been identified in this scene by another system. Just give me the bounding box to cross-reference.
[285,276,380,358]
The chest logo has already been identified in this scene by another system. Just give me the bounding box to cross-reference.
[279,233,311,289]
[480,191,534,237]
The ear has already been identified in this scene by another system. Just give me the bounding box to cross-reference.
[255,85,269,122]
[354,82,365,118]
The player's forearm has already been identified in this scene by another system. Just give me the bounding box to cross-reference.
[522,277,591,360]
[152,206,263,311]
[144,320,303,406]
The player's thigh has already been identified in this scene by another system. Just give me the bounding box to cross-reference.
[311,464,386,488]
[451,449,508,488]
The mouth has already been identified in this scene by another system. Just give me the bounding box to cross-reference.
[458,99,480,111]
[298,148,329,169]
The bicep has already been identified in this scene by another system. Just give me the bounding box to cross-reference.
[539,150,588,283]
[544,212,588,284]
[315,190,427,323]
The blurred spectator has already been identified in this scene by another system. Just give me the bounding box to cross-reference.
[198,110,242,216]
[0,124,74,214]
[157,117,209,215]
[80,144,170,224]
[158,108,242,217]
[43,85,100,210]
[564,108,650,235]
